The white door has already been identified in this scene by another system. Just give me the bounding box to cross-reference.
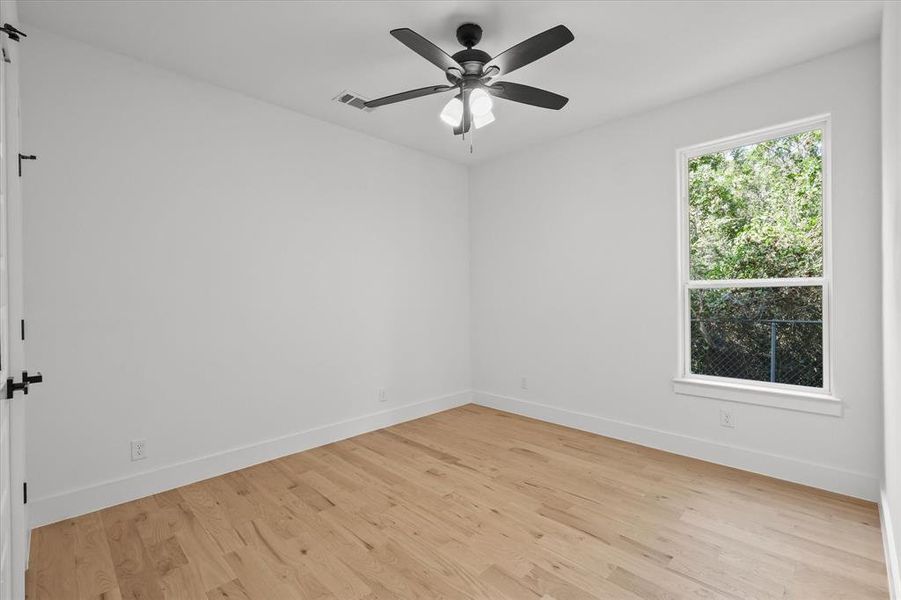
[0,1,29,598]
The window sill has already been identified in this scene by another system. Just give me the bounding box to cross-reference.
[672,377,842,416]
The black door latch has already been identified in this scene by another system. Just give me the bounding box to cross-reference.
[0,24,26,42]
[7,371,42,399]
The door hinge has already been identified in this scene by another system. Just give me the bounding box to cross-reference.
[20,319,24,341]
[0,24,25,43]
[18,154,36,177]
[23,482,26,504]
[7,370,43,399]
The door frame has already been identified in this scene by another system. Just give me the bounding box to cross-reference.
[1,1,30,597]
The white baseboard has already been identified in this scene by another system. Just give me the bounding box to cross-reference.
[882,487,901,599]
[29,390,472,528]
[474,391,880,502]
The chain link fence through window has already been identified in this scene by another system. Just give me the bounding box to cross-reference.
[690,318,822,388]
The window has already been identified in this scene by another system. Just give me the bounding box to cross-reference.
[677,116,832,401]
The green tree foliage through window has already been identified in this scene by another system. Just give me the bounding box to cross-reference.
[688,129,823,280]
[687,129,824,388]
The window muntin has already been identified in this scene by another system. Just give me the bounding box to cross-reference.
[680,119,829,391]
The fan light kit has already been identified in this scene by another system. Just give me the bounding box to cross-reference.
[349,23,574,150]
[440,88,494,129]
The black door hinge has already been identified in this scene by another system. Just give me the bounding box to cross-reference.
[0,24,25,43]
[18,154,36,177]
[23,482,26,504]
[20,319,24,341]
[7,370,42,399]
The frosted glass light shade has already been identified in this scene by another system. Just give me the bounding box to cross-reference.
[440,97,463,127]
[469,88,493,117]
[473,111,495,129]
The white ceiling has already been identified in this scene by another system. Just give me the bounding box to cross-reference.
[20,1,882,165]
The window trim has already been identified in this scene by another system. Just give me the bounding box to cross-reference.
[674,114,840,414]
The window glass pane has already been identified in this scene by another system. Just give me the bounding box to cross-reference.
[690,286,822,387]
[688,129,823,280]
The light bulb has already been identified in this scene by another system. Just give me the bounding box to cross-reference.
[469,88,493,117]
[473,111,495,129]
[440,96,463,127]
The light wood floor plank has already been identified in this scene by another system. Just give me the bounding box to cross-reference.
[26,405,889,599]
[72,512,121,600]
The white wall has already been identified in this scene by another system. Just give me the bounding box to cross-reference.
[20,30,471,526]
[471,42,883,500]
[882,1,901,595]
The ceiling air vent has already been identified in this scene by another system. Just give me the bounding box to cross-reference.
[334,90,373,112]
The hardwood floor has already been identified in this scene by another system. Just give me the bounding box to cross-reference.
[26,404,888,599]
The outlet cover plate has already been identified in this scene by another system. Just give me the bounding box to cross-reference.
[131,439,147,461]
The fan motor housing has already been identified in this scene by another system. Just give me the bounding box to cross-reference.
[451,48,492,78]
[451,48,491,65]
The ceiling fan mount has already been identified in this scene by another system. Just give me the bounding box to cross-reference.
[455,22,483,49]
[359,22,574,138]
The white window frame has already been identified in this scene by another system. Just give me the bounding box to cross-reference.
[673,115,842,416]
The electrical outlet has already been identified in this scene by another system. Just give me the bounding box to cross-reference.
[131,439,147,461]
[719,409,735,428]
[521,377,528,390]
[378,388,387,403]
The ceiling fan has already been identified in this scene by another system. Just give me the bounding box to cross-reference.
[362,23,574,136]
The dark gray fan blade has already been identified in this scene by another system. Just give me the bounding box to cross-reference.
[390,28,463,74]
[484,25,574,77]
[364,85,455,108]
[486,82,568,109]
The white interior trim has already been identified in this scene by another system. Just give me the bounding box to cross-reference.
[28,390,472,528]
[882,487,901,599]
[673,377,842,416]
[474,391,878,501]
[678,113,834,159]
